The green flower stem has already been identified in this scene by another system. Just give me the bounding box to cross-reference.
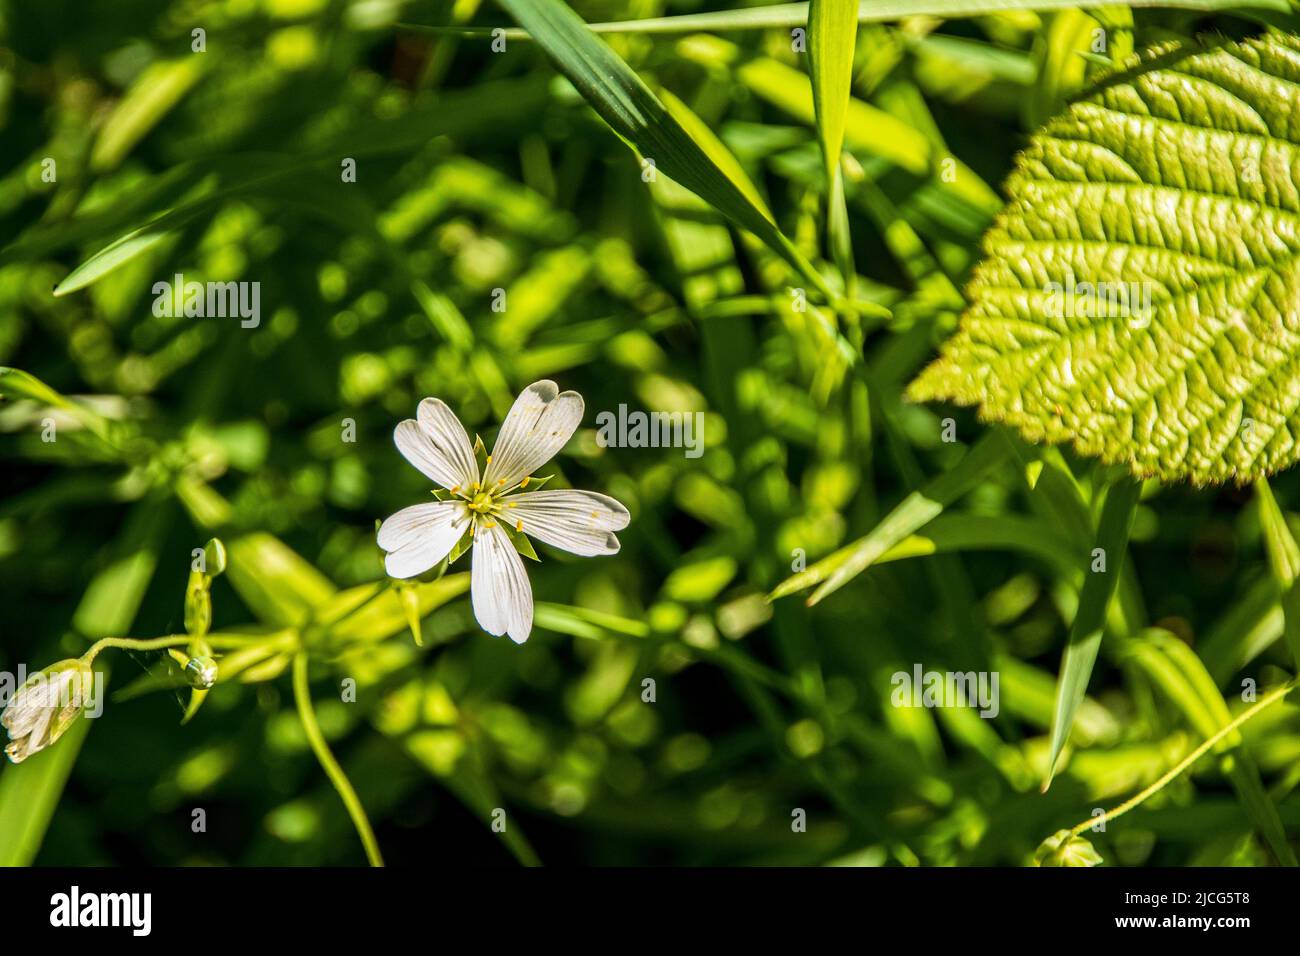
[1068,680,1298,838]
[82,634,254,665]
[291,652,384,867]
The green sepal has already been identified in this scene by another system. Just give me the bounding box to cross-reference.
[446,526,475,565]
[501,521,540,562]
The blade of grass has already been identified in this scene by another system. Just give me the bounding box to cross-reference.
[808,0,859,295]
[0,367,117,447]
[90,58,205,172]
[493,0,843,305]
[873,512,1078,576]
[1044,475,1142,789]
[224,533,337,628]
[0,716,94,866]
[770,431,1009,604]
[1255,477,1300,671]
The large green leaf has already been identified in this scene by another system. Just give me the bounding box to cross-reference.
[909,35,1300,485]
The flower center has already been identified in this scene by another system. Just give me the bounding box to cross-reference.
[468,491,495,514]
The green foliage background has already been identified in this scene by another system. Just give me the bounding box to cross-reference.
[3,0,1300,866]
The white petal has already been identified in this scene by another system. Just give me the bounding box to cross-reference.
[504,489,629,557]
[470,522,534,644]
[482,381,583,490]
[23,706,54,752]
[393,398,479,492]
[378,502,470,579]
[2,699,40,739]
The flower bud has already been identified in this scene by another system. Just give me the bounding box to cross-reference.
[2,659,97,763]
[1034,829,1103,867]
[183,656,218,690]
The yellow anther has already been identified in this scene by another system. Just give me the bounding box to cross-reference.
[450,485,460,494]
[521,476,531,488]
[485,520,497,529]
[486,454,492,464]
[516,520,523,532]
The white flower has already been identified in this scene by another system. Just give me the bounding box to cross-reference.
[2,659,95,763]
[378,380,630,644]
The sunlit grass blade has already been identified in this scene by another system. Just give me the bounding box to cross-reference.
[808,0,859,293]
[0,716,93,865]
[224,533,337,627]
[493,0,838,303]
[90,58,205,172]
[0,367,116,447]
[1044,476,1142,789]
[873,512,1078,577]
[770,432,1009,604]
[1256,477,1300,671]
[658,88,773,221]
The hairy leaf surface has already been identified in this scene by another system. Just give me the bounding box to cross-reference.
[909,35,1300,485]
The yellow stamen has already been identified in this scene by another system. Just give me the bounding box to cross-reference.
[516,520,523,532]
[486,454,492,464]
[521,477,530,488]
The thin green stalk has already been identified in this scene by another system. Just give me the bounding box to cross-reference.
[291,652,384,867]
[1068,679,1298,838]
[83,634,255,664]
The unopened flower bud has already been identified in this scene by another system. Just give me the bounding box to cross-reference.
[2,659,96,763]
[1034,829,1103,867]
